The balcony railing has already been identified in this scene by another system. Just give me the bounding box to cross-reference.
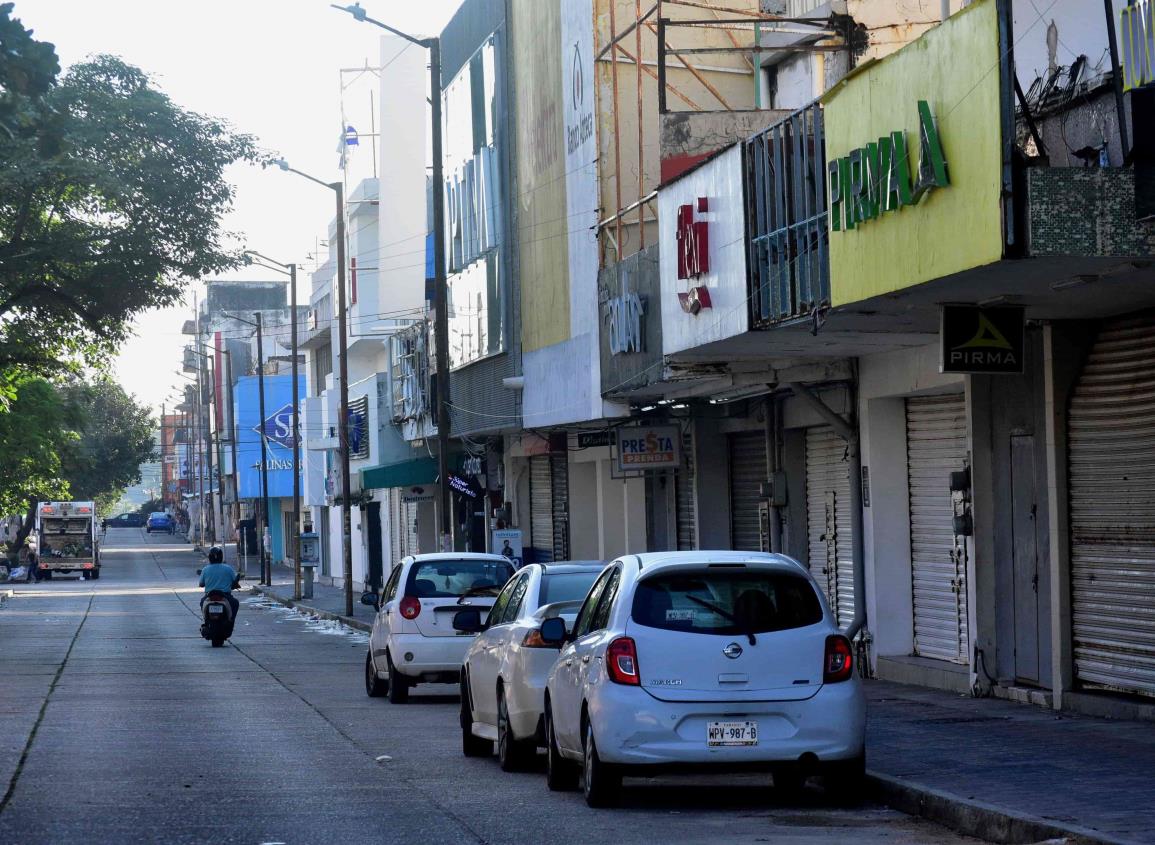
[744,101,830,329]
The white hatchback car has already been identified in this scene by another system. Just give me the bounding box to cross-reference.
[541,551,865,807]
[365,553,516,704]
[456,561,605,770]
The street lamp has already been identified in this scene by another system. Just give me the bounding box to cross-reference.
[225,311,272,587]
[332,1,453,555]
[268,158,355,617]
[245,250,304,602]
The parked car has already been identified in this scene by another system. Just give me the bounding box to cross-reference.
[456,561,605,769]
[540,551,865,807]
[145,512,175,534]
[364,553,516,704]
[107,512,144,528]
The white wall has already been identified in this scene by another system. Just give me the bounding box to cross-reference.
[659,144,749,356]
[377,34,429,321]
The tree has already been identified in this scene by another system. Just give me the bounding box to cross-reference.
[59,379,156,515]
[0,5,261,383]
[0,377,77,554]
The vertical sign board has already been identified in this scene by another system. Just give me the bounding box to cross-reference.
[492,528,524,569]
[940,305,1025,374]
[617,425,682,472]
[234,374,307,498]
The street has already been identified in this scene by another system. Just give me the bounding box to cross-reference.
[0,528,977,845]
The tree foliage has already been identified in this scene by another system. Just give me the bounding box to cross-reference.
[0,378,76,516]
[0,4,262,381]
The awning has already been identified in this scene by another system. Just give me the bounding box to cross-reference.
[361,457,438,490]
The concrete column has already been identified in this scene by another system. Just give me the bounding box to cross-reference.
[968,375,996,689]
[623,475,647,555]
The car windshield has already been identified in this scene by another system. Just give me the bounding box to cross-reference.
[540,571,601,606]
[631,569,822,635]
[405,560,515,599]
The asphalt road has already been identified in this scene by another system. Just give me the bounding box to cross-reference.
[0,529,978,845]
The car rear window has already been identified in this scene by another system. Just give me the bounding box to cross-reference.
[540,571,601,606]
[631,569,822,635]
[405,560,515,599]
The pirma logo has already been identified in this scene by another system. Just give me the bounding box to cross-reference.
[254,403,296,451]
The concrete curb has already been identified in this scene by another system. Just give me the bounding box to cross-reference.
[867,771,1137,845]
[250,585,372,633]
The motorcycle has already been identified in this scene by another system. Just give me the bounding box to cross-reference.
[196,568,241,647]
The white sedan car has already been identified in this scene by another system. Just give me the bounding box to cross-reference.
[456,561,605,770]
[541,551,865,807]
[365,553,515,704]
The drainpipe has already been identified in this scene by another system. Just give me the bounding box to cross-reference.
[786,381,866,640]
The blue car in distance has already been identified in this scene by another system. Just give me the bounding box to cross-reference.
[146,512,175,534]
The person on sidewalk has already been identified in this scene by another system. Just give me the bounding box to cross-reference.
[198,545,240,621]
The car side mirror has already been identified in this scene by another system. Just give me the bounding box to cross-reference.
[360,590,379,608]
[453,608,484,633]
[540,616,567,646]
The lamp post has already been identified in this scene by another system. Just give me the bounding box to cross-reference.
[270,159,354,616]
[246,250,303,601]
[332,2,452,554]
[226,312,271,586]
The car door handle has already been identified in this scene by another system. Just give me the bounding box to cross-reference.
[581,655,591,664]
[565,658,574,667]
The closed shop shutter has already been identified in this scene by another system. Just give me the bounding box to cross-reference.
[551,453,570,561]
[388,489,402,565]
[676,431,697,551]
[806,427,854,627]
[906,394,969,664]
[530,455,554,562]
[729,432,767,551]
[1069,315,1155,697]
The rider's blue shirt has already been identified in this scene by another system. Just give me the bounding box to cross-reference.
[199,563,237,595]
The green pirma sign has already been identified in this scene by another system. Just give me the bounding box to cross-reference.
[829,100,949,232]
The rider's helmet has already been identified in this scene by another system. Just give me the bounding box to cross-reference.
[207,546,224,564]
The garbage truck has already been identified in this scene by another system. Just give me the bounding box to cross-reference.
[36,501,100,580]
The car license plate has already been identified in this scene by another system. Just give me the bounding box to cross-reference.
[707,720,758,747]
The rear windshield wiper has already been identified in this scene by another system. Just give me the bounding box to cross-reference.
[457,585,499,603]
[684,594,757,646]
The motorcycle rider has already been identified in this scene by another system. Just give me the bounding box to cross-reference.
[198,546,240,623]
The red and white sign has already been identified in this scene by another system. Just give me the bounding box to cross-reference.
[676,197,710,280]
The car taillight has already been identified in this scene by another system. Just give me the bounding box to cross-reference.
[522,628,558,649]
[606,637,640,686]
[824,635,854,683]
[399,596,421,620]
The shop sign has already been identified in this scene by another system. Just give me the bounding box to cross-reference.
[255,403,296,451]
[676,198,710,279]
[402,485,434,503]
[1121,1,1155,92]
[577,431,612,448]
[940,305,1025,374]
[617,425,680,471]
[492,529,523,569]
[606,291,645,354]
[829,100,949,232]
[447,472,479,499]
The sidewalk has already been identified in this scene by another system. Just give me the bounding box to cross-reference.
[247,576,1153,845]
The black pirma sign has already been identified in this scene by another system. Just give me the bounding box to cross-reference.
[941,305,1024,374]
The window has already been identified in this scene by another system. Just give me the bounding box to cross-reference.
[501,573,532,624]
[406,559,515,599]
[539,571,602,607]
[572,568,614,639]
[486,576,520,627]
[383,565,403,602]
[589,568,622,632]
[631,570,822,635]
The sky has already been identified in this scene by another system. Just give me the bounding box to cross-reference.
[22,0,460,414]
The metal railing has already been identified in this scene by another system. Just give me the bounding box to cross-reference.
[744,100,829,328]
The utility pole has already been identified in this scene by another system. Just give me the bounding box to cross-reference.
[224,350,242,570]
[289,262,303,601]
[255,313,271,586]
[333,181,354,616]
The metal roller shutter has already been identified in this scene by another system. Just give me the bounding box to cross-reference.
[676,431,697,551]
[729,432,767,551]
[806,427,854,628]
[1069,316,1155,697]
[530,456,554,562]
[906,394,969,664]
[550,453,570,561]
[403,499,418,557]
[388,488,402,565]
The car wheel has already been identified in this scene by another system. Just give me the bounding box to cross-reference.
[90,569,100,580]
[460,675,493,757]
[582,719,621,808]
[497,686,534,772]
[386,652,409,704]
[365,651,387,698]
[545,703,578,791]
[824,753,866,806]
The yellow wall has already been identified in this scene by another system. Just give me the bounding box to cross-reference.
[824,0,1003,307]
[512,0,570,353]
